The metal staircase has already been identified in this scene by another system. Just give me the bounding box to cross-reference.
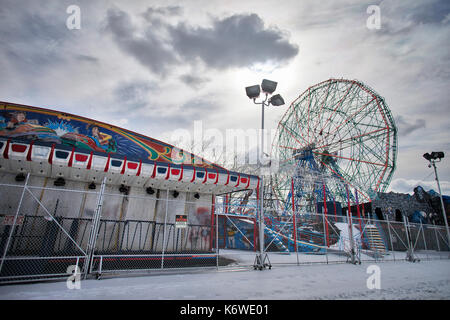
[364,224,386,257]
[264,227,290,253]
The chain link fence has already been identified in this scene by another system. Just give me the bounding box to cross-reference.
[0,175,92,283]
[1,174,449,284]
[263,211,449,267]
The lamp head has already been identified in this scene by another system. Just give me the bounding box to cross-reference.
[269,94,285,106]
[245,85,261,99]
[424,152,445,161]
[261,79,277,94]
[431,151,444,160]
[423,153,432,161]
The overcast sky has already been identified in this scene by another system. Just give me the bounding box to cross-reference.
[0,0,449,194]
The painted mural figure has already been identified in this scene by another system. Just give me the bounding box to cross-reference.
[227,226,236,248]
[2,111,37,129]
[0,111,58,142]
[89,125,117,153]
[60,124,117,153]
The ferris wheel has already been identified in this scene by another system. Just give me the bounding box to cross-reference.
[271,78,397,208]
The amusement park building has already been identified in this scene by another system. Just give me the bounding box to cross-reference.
[0,102,259,253]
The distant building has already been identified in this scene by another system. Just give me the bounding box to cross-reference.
[341,186,449,225]
[367,186,449,225]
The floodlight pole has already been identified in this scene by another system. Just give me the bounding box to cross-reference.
[429,160,450,247]
[252,94,271,270]
[246,80,284,270]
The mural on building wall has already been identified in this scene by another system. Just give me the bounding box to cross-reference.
[0,102,221,169]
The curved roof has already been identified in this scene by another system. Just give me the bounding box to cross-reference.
[0,101,223,170]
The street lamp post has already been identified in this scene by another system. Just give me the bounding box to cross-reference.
[423,152,450,248]
[245,79,285,270]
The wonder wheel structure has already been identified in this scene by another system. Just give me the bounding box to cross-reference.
[272,78,397,212]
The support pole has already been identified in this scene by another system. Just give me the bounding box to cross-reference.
[291,178,298,253]
[210,194,215,251]
[215,195,219,269]
[333,198,337,221]
[345,184,356,264]
[431,161,450,249]
[322,182,329,247]
[420,220,429,260]
[161,189,169,269]
[386,218,396,261]
[321,208,329,264]
[403,215,415,262]
[85,177,106,279]
[224,195,229,249]
[253,217,257,252]
[432,221,441,252]
[253,101,270,270]
[355,190,363,245]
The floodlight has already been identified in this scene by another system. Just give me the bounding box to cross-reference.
[269,94,285,106]
[15,173,26,182]
[88,182,96,190]
[423,153,432,161]
[261,79,277,94]
[54,177,66,187]
[172,190,179,198]
[424,152,445,161]
[146,187,155,195]
[194,193,200,199]
[245,85,260,99]
[119,184,129,194]
[431,151,444,160]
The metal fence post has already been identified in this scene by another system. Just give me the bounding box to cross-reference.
[295,212,299,266]
[321,212,328,264]
[161,189,169,269]
[403,215,416,262]
[0,173,30,275]
[215,195,219,270]
[84,177,106,279]
[386,218,396,261]
[432,221,441,253]
[345,184,356,264]
[291,178,299,265]
[420,221,429,260]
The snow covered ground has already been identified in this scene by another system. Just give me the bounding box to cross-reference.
[0,258,449,300]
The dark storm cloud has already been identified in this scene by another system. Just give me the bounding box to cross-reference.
[105,8,178,76]
[396,116,426,136]
[168,13,299,69]
[0,1,71,73]
[105,7,299,76]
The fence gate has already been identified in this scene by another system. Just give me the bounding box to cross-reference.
[88,189,226,277]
